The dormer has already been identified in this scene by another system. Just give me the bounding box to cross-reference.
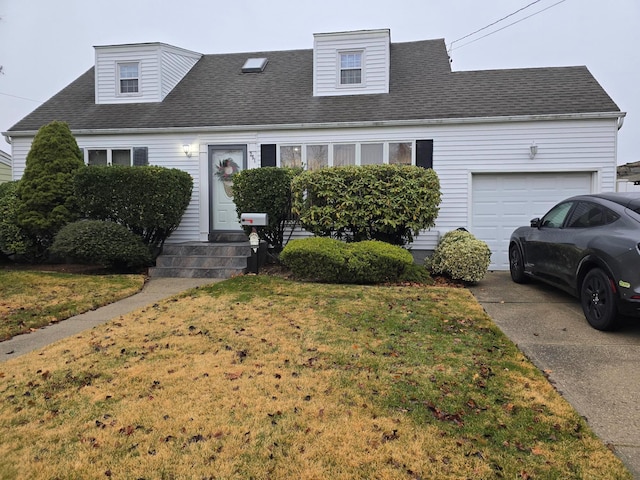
[313,29,390,97]
[94,42,202,104]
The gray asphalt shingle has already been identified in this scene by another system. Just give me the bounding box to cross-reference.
[7,39,620,133]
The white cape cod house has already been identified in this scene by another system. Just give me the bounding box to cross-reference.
[4,29,623,271]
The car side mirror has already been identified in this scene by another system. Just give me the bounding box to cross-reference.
[530,217,541,228]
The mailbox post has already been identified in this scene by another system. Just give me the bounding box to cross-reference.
[240,213,268,274]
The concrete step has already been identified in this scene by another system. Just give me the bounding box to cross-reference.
[148,266,245,279]
[149,242,251,278]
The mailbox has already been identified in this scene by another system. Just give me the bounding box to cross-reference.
[240,213,268,227]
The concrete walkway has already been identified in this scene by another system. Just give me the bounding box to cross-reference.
[469,272,640,479]
[1,277,217,362]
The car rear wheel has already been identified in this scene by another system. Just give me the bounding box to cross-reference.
[509,244,528,284]
[580,268,619,331]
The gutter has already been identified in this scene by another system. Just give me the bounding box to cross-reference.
[3,111,627,138]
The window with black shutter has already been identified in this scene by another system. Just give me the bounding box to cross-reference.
[415,140,434,169]
[133,147,148,166]
[261,144,276,167]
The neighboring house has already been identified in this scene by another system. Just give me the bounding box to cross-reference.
[616,161,640,192]
[0,150,11,184]
[3,29,623,270]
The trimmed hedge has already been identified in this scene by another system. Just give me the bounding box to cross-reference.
[291,164,440,245]
[427,229,491,283]
[280,237,415,284]
[51,220,152,270]
[74,166,193,253]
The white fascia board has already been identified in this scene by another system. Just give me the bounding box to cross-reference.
[3,111,626,138]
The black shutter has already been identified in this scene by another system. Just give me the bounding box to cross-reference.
[132,147,148,166]
[260,144,276,167]
[415,140,433,169]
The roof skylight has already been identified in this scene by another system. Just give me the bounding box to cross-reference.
[242,57,268,73]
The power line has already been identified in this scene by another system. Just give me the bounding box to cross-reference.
[0,91,44,103]
[448,0,567,53]
[448,0,544,51]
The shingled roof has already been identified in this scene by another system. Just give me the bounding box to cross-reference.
[7,39,620,133]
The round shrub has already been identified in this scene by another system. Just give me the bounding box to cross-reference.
[279,237,347,283]
[51,220,152,270]
[427,229,491,283]
[346,240,414,283]
[280,237,415,284]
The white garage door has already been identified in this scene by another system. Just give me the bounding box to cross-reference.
[471,172,593,270]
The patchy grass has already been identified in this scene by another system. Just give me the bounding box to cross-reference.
[0,270,145,340]
[0,275,631,479]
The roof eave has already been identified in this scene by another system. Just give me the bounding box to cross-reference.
[3,111,625,138]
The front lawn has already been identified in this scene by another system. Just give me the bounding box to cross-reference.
[0,275,630,479]
[0,270,145,340]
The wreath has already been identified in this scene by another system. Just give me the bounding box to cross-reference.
[215,158,240,182]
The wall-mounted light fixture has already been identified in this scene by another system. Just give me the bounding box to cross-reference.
[183,144,192,158]
[529,142,538,159]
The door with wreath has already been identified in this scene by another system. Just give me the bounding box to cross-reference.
[209,145,246,232]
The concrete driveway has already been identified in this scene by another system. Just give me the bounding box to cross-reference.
[469,272,640,479]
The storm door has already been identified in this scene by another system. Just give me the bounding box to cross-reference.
[209,145,246,233]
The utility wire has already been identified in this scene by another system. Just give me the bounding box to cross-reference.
[0,91,44,103]
[448,0,543,51]
[448,0,567,53]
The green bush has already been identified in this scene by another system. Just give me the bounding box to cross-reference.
[291,165,440,245]
[74,166,193,254]
[51,220,152,270]
[0,181,33,259]
[280,237,415,284]
[15,121,85,259]
[232,167,302,252]
[427,229,491,283]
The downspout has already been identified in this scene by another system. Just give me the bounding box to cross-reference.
[3,134,11,146]
[618,116,625,130]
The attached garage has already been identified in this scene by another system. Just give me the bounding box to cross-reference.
[471,172,594,270]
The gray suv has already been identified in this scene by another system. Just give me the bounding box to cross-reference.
[509,192,640,330]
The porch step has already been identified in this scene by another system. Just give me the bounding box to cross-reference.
[149,242,251,278]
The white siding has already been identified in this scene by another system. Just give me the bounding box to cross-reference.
[0,163,10,184]
[9,116,619,251]
[431,119,618,238]
[95,43,201,104]
[160,46,202,100]
[313,29,390,97]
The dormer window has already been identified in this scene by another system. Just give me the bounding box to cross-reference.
[339,51,362,85]
[118,62,139,94]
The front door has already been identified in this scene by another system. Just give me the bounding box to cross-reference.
[209,145,246,233]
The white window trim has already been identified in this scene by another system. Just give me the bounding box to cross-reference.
[337,50,365,89]
[277,141,415,169]
[85,148,134,166]
[116,61,141,97]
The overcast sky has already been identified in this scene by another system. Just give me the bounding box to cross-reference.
[1,0,638,164]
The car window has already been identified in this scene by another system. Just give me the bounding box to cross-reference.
[541,202,574,228]
[566,202,619,228]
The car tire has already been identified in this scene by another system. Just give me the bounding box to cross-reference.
[580,268,619,331]
[509,244,528,284]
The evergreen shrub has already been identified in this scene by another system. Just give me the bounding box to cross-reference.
[232,167,302,252]
[280,237,415,284]
[74,166,193,254]
[51,220,152,270]
[0,181,32,259]
[291,165,440,245]
[15,121,85,259]
[427,229,491,283]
